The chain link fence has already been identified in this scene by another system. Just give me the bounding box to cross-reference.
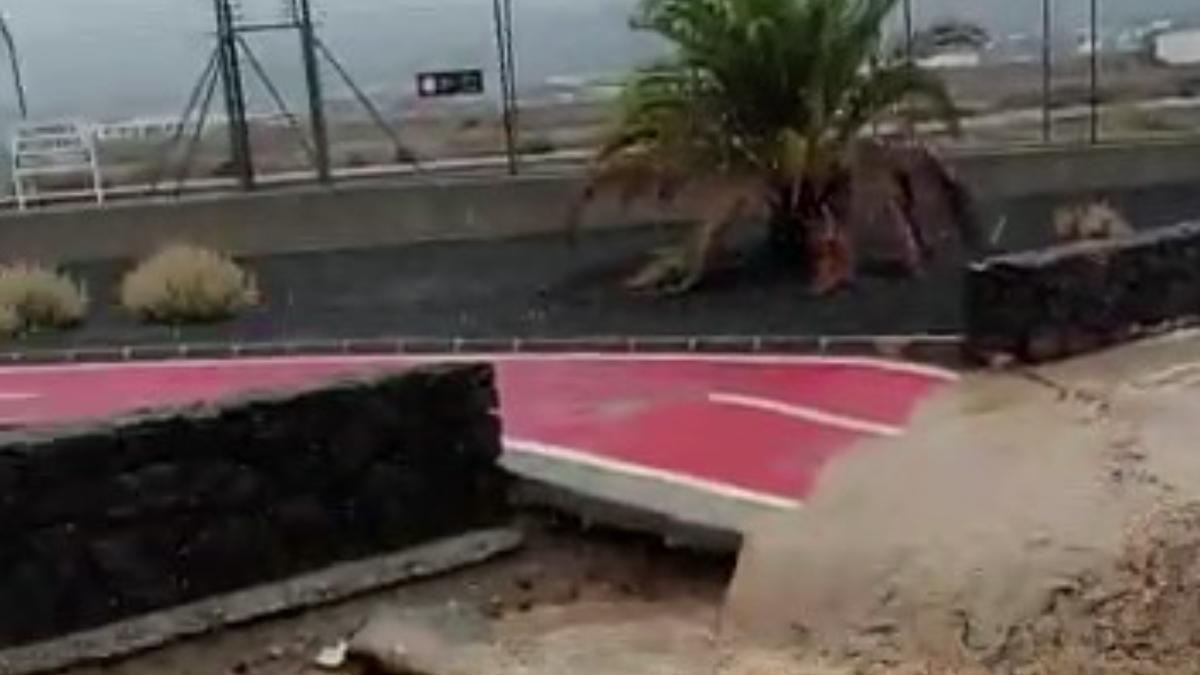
[0,0,1196,199]
[890,0,1200,147]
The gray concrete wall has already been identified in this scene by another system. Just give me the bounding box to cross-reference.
[950,140,1200,200]
[0,176,623,263]
[3,139,1200,263]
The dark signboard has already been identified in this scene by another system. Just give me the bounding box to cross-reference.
[416,69,485,98]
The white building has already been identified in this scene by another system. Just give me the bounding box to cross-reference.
[917,49,982,70]
[94,117,184,142]
[1154,27,1200,66]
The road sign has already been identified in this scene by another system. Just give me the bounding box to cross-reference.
[416,69,484,98]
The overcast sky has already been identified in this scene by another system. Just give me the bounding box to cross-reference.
[0,0,1195,123]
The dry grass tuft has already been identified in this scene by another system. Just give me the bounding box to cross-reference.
[0,263,88,336]
[120,244,260,324]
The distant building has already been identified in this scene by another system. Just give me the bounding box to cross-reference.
[94,117,183,142]
[911,20,989,69]
[1154,27,1200,65]
[93,112,293,143]
[1076,34,1100,57]
[917,50,982,69]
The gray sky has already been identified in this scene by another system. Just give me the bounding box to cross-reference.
[0,0,1195,124]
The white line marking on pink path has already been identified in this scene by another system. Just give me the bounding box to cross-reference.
[707,393,904,437]
[0,352,960,382]
[0,392,38,401]
[504,437,803,511]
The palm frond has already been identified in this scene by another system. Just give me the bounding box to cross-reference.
[848,139,981,259]
[836,62,960,141]
[572,0,970,291]
[626,175,765,292]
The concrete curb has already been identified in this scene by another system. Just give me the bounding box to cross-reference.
[0,529,522,675]
[510,478,745,554]
[0,334,967,368]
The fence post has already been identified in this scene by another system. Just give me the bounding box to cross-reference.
[1041,0,1053,144]
[214,0,254,190]
[492,0,518,175]
[297,0,332,183]
[903,0,913,61]
[1089,0,1099,144]
[0,14,27,120]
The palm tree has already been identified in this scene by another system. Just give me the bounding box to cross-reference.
[571,0,977,293]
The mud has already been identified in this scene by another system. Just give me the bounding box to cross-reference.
[726,333,1200,674]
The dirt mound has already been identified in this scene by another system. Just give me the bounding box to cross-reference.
[725,341,1200,675]
[1046,502,1200,674]
[855,503,1200,675]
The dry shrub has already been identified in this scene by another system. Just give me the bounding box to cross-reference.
[0,304,18,337]
[1053,201,1133,243]
[121,244,260,324]
[0,263,88,335]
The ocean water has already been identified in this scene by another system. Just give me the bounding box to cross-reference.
[0,0,1195,127]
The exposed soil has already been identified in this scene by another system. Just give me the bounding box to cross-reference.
[15,223,970,351]
[64,515,735,675]
[726,334,1200,674]
[6,182,1200,352]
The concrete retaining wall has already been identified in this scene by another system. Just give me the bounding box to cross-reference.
[965,222,1200,362]
[3,140,1200,263]
[950,140,1200,200]
[0,175,676,264]
[0,363,505,648]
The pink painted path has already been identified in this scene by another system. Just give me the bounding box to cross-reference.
[0,354,955,507]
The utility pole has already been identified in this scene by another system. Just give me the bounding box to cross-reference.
[1041,0,1052,144]
[296,0,331,183]
[215,0,254,190]
[0,14,27,119]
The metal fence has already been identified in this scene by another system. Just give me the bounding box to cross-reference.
[0,0,1196,199]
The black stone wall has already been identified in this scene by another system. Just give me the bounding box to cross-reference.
[967,221,1200,362]
[0,364,505,648]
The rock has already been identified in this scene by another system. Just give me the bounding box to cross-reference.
[0,364,505,649]
[347,612,455,675]
[483,595,504,619]
[967,221,1200,363]
[314,640,349,670]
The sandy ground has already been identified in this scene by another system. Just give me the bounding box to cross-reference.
[726,331,1200,674]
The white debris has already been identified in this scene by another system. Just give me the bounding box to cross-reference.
[314,640,349,670]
